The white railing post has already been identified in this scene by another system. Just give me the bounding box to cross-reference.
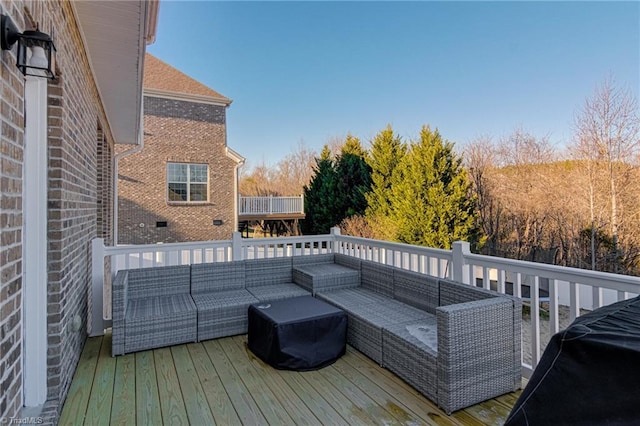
[452,241,470,284]
[330,227,341,253]
[569,282,580,322]
[549,279,559,334]
[232,232,243,260]
[90,238,106,337]
[531,276,541,368]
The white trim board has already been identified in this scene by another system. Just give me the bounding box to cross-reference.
[22,76,48,407]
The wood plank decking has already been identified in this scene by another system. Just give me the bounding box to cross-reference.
[60,332,522,425]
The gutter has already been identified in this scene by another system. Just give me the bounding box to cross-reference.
[113,101,145,246]
[227,147,246,233]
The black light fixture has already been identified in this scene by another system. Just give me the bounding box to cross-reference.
[1,14,56,79]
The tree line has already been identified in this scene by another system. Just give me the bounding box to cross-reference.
[240,79,640,275]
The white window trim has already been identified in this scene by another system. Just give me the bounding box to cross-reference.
[166,162,209,203]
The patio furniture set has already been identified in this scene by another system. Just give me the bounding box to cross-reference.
[111,253,521,414]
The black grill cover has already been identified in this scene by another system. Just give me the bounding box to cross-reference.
[506,295,640,425]
[248,296,347,371]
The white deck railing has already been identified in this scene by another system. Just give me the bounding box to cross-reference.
[91,228,640,378]
[239,195,304,216]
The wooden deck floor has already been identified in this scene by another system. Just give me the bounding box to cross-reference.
[59,332,521,425]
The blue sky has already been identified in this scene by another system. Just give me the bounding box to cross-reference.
[148,1,640,166]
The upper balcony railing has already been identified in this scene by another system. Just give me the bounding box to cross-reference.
[91,228,640,378]
[239,195,304,216]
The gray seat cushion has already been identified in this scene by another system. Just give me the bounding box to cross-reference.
[316,288,389,310]
[126,294,196,320]
[192,289,258,310]
[193,289,259,341]
[247,283,310,302]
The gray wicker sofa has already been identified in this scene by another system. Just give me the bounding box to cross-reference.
[313,259,522,414]
[112,259,311,355]
[112,254,521,414]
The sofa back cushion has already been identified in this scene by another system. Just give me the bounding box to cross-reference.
[191,262,245,294]
[394,269,439,314]
[127,265,191,300]
[361,260,394,297]
[438,279,496,306]
[246,257,293,287]
[334,253,361,271]
[292,253,334,267]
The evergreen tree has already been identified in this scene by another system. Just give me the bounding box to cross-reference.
[365,125,406,239]
[390,126,478,249]
[335,134,372,218]
[302,146,340,234]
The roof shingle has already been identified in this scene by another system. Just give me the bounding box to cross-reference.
[143,53,230,102]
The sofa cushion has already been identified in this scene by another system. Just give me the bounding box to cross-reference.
[192,289,257,341]
[316,288,390,310]
[191,261,245,294]
[292,263,360,294]
[348,299,433,327]
[361,260,394,297]
[246,257,293,287]
[382,317,438,402]
[394,269,439,314]
[384,316,438,355]
[334,253,362,271]
[192,289,258,310]
[126,294,196,321]
[292,253,334,267]
[128,265,191,299]
[247,283,310,302]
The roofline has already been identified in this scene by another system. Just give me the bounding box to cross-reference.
[226,147,246,164]
[144,87,233,107]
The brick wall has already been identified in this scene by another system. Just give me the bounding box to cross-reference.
[97,124,113,244]
[118,95,239,244]
[0,0,115,423]
[0,1,26,418]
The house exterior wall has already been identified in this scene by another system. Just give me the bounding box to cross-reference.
[118,95,238,244]
[0,1,114,423]
[0,2,27,420]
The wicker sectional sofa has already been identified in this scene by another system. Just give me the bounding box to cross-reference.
[111,253,521,414]
[310,257,522,414]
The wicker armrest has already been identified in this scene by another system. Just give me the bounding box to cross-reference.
[436,297,520,414]
[438,278,496,306]
[111,270,129,356]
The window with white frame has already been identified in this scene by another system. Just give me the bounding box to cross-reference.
[167,163,209,202]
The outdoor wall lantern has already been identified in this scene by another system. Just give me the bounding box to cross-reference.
[1,14,56,79]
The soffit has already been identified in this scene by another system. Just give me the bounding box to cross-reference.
[73,1,158,145]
